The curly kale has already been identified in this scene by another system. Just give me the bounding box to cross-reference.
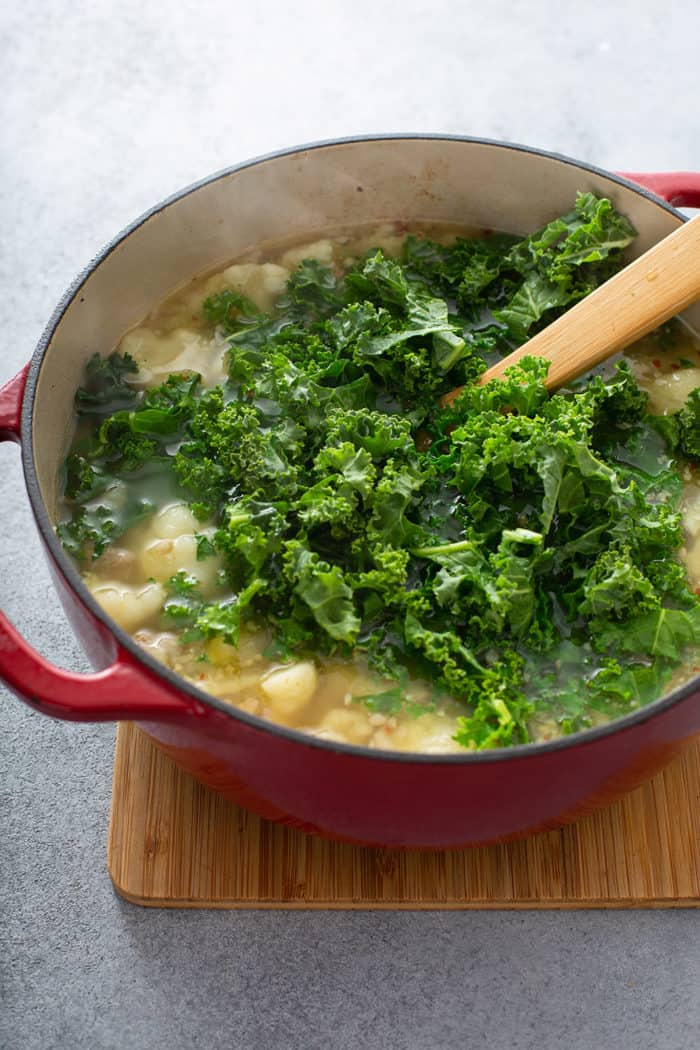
[201,289,262,333]
[74,351,139,416]
[58,193,700,748]
[650,387,700,461]
[58,372,201,558]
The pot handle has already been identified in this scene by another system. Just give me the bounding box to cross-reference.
[619,172,700,209]
[0,614,206,722]
[0,366,202,723]
[0,364,29,443]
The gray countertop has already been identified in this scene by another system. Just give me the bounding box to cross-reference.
[2,2,700,1047]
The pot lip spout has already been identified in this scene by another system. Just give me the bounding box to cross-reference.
[17,134,698,761]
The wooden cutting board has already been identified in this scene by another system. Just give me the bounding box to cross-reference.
[107,723,700,908]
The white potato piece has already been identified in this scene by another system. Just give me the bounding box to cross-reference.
[119,327,175,368]
[148,503,202,540]
[528,715,560,744]
[87,579,166,633]
[220,262,290,313]
[237,697,262,716]
[151,273,232,330]
[205,629,269,669]
[199,671,265,700]
[372,713,463,754]
[315,706,373,745]
[236,629,270,668]
[639,366,700,414]
[141,506,224,594]
[139,533,223,594]
[132,629,179,666]
[342,222,405,261]
[260,661,318,717]
[119,327,226,388]
[140,534,198,581]
[206,636,239,668]
[682,483,700,542]
[280,239,334,271]
[167,267,282,324]
[92,546,138,582]
[681,540,700,588]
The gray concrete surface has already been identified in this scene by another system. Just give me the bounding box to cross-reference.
[2,2,700,1047]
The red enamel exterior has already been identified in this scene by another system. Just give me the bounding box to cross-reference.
[0,365,28,444]
[3,149,700,848]
[618,172,700,208]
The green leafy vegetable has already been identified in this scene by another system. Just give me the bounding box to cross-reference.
[58,194,700,750]
[355,687,435,719]
[202,289,263,333]
[74,352,139,416]
[651,387,700,460]
[58,372,202,559]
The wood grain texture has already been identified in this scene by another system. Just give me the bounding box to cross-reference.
[107,723,700,909]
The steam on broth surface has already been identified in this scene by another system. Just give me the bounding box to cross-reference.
[58,212,700,753]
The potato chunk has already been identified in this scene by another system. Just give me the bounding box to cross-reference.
[119,327,226,388]
[372,713,462,754]
[220,262,290,313]
[315,707,373,745]
[641,367,700,414]
[149,503,201,540]
[682,483,700,541]
[139,534,222,594]
[87,579,166,632]
[260,662,318,717]
[139,507,223,594]
[280,239,334,271]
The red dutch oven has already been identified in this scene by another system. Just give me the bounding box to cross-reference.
[3,137,700,849]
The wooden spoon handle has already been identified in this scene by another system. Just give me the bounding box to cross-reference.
[441,214,700,405]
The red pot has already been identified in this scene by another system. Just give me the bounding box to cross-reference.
[3,137,700,848]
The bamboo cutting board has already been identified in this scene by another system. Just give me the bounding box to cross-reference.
[107,723,700,908]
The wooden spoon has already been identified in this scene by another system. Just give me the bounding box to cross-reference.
[440,213,700,407]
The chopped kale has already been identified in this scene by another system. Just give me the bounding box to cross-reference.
[653,387,700,460]
[74,351,139,416]
[58,372,202,559]
[58,194,700,749]
[202,289,263,333]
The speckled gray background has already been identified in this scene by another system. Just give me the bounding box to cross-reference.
[2,2,700,1048]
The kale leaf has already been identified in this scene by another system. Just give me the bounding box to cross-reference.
[202,289,263,333]
[59,372,202,558]
[74,351,140,416]
[58,194,700,750]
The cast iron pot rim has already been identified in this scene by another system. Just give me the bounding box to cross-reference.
[20,132,700,765]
